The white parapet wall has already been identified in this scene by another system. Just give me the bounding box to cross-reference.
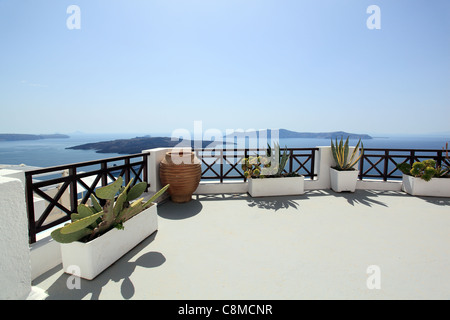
[0,176,31,299]
[195,180,249,194]
[143,147,173,193]
[0,168,70,281]
[30,232,62,281]
[304,146,334,190]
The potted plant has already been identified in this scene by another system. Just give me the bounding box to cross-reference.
[329,136,363,192]
[51,176,169,280]
[242,143,304,197]
[397,147,450,197]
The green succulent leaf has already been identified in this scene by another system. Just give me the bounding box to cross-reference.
[71,204,95,222]
[127,182,148,201]
[95,176,124,200]
[143,184,170,208]
[90,194,102,212]
[114,179,133,217]
[51,226,92,243]
[60,211,104,234]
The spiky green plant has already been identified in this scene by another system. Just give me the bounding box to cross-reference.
[266,143,290,176]
[330,136,363,171]
[51,177,169,243]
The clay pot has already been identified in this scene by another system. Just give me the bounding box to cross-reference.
[159,151,201,203]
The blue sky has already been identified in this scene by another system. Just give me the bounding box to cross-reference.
[0,0,449,136]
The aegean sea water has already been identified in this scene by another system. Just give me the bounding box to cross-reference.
[0,133,449,168]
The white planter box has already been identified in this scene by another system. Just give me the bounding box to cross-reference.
[60,204,158,280]
[402,174,450,197]
[248,176,304,197]
[330,168,359,192]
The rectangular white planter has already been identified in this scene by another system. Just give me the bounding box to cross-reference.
[330,168,359,192]
[248,176,304,197]
[402,174,450,197]
[60,204,158,280]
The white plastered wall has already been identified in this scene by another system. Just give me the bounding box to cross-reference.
[0,176,31,299]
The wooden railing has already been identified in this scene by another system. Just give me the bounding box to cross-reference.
[194,148,319,182]
[25,153,149,244]
[359,148,449,181]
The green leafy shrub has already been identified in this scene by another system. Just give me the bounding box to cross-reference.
[241,143,299,178]
[397,158,449,181]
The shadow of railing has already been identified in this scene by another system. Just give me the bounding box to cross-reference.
[304,189,415,208]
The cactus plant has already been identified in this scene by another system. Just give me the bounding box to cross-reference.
[330,136,363,171]
[51,177,169,243]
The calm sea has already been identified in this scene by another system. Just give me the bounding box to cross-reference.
[0,134,449,168]
[0,134,138,168]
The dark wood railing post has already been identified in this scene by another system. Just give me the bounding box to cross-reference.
[144,153,149,190]
[124,158,131,185]
[310,149,316,180]
[410,151,415,166]
[436,150,443,169]
[359,148,364,180]
[289,150,293,174]
[25,173,36,244]
[220,150,224,183]
[101,161,108,187]
[244,149,248,182]
[383,150,389,181]
[69,166,78,213]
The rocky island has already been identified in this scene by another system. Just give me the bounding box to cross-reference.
[67,130,372,155]
[66,136,221,154]
[225,129,372,140]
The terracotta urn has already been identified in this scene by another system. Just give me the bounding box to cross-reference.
[159,151,201,203]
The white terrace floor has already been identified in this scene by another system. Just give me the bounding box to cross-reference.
[32,190,450,300]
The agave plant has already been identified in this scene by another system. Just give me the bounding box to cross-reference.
[266,143,290,176]
[330,136,363,171]
[51,177,169,243]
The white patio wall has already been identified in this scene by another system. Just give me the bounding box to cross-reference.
[0,176,31,299]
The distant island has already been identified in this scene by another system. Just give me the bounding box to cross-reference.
[0,133,69,141]
[67,136,223,154]
[67,130,372,155]
[225,129,372,140]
